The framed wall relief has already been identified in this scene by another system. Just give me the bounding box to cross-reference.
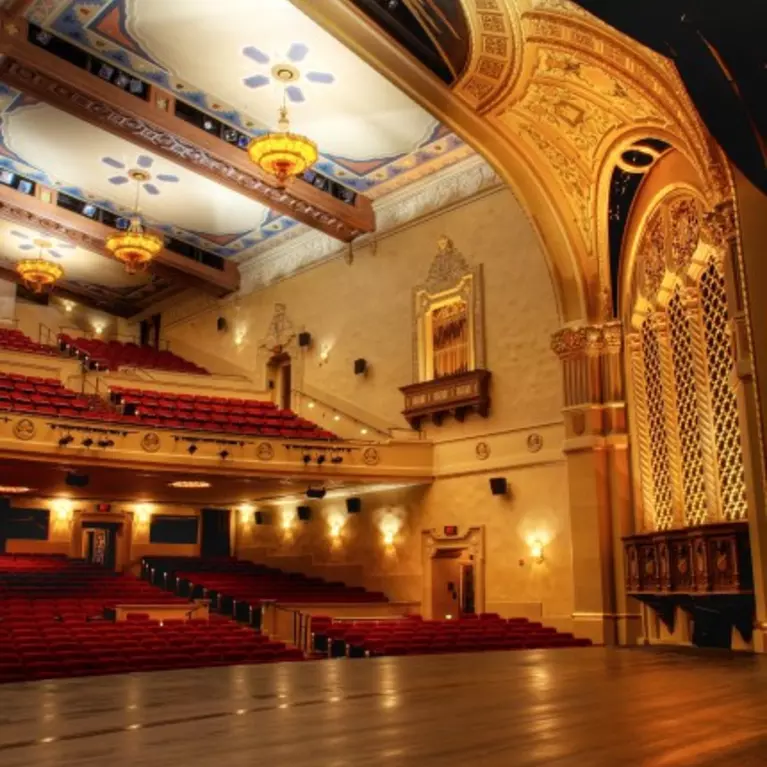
[402,236,490,428]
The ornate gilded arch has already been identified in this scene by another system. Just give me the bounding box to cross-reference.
[291,0,732,324]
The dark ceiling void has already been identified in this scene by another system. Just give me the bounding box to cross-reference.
[607,139,672,316]
[571,0,767,196]
[350,0,470,84]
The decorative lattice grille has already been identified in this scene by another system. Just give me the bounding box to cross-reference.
[667,292,708,525]
[699,264,748,520]
[641,318,674,529]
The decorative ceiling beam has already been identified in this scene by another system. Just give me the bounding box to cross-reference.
[0,183,240,297]
[0,20,375,242]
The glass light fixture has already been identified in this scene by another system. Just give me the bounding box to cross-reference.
[105,170,163,274]
[16,252,63,293]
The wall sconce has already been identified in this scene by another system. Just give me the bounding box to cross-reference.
[327,511,346,543]
[62,300,75,314]
[529,539,545,563]
[281,509,296,533]
[319,345,330,365]
[239,504,254,525]
[93,323,105,336]
[134,503,154,526]
[234,328,246,347]
[52,498,74,522]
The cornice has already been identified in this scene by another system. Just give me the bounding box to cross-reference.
[237,155,502,297]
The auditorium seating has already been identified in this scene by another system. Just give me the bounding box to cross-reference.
[146,556,388,606]
[0,327,58,356]
[0,372,335,439]
[111,386,337,439]
[58,334,209,375]
[0,370,98,419]
[310,614,592,657]
[0,555,303,684]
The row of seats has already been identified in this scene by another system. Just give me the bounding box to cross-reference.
[0,372,335,439]
[111,386,336,440]
[0,327,58,356]
[59,334,209,375]
[311,614,592,657]
[0,555,305,683]
[145,556,388,606]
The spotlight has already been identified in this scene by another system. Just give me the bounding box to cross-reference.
[187,444,198,455]
[82,203,97,218]
[202,118,216,132]
[58,434,74,447]
[81,437,94,448]
[35,30,52,46]
[330,455,343,465]
[128,79,144,94]
[223,128,238,143]
[17,180,33,195]
[115,72,130,89]
[97,438,115,449]
[219,449,230,460]
[302,453,311,465]
[316,454,326,465]
[98,64,115,81]
[237,135,250,149]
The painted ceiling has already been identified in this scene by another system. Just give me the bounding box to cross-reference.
[0,219,173,309]
[0,0,474,312]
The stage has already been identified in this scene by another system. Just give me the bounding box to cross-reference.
[0,647,764,766]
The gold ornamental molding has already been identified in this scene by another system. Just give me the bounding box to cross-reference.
[292,0,732,326]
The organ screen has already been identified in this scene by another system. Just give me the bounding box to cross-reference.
[431,300,469,378]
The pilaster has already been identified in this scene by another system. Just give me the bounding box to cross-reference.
[551,322,641,646]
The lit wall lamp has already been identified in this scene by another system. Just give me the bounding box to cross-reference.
[529,539,545,564]
[52,498,74,522]
[134,503,154,526]
[239,504,254,525]
[319,345,331,365]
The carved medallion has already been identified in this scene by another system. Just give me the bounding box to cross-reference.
[422,236,472,294]
[141,432,161,453]
[475,441,490,460]
[256,442,274,461]
[527,433,543,453]
[363,447,380,466]
[13,418,35,441]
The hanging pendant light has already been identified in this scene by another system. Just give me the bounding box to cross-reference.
[105,170,163,275]
[247,90,318,186]
[16,242,63,293]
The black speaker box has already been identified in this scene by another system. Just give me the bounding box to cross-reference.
[346,497,362,514]
[297,505,312,522]
[65,472,89,488]
[306,487,326,500]
[216,316,228,332]
[489,477,508,496]
[254,511,272,526]
[298,331,312,347]
[354,358,367,375]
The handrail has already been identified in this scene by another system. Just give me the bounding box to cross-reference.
[38,322,56,346]
[292,388,393,440]
[259,600,312,654]
[0,316,19,328]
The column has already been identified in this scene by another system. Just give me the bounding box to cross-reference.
[551,322,641,645]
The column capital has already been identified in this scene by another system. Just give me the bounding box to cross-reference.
[701,200,736,249]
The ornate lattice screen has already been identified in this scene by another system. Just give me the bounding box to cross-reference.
[699,264,748,521]
[640,318,674,530]
[667,291,708,525]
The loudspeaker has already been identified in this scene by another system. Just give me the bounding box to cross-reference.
[489,477,508,496]
[297,505,312,522]
[354,358,367,375]
[298,331,312,348]
[65,472,89,488]
[306,487,326,500]
[346,497,362,514]
[254,511,272,526]
[216,317,228,333]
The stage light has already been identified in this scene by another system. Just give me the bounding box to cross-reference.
[97,438,115,449]
[98,64,115,81]
[129,79,144,94]
[35,30,52,46]
[219,449,230,460]
[81,437,94,448]
[302,453,311,465]
[187,444,198,455]
[58,434,74,447]
[330,455,343,465]
[115,73,130,89]
[316,454,326,465]
[82,203,97,218]
[17,180,33,195]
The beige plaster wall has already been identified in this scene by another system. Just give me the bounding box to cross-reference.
[164,188,563,439]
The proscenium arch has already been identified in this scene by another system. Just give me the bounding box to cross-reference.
[290,0,588,325]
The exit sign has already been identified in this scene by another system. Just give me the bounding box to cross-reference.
[96,503,112,513]
[443,525,459,536]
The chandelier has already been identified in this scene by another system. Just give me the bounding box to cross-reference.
[248,101,318,186]
[16,254,63,293]
[105,170,163,274]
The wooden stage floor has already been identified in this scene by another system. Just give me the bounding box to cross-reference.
[0,647,766,766]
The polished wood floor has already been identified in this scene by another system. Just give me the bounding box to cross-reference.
[0,647,766,766]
